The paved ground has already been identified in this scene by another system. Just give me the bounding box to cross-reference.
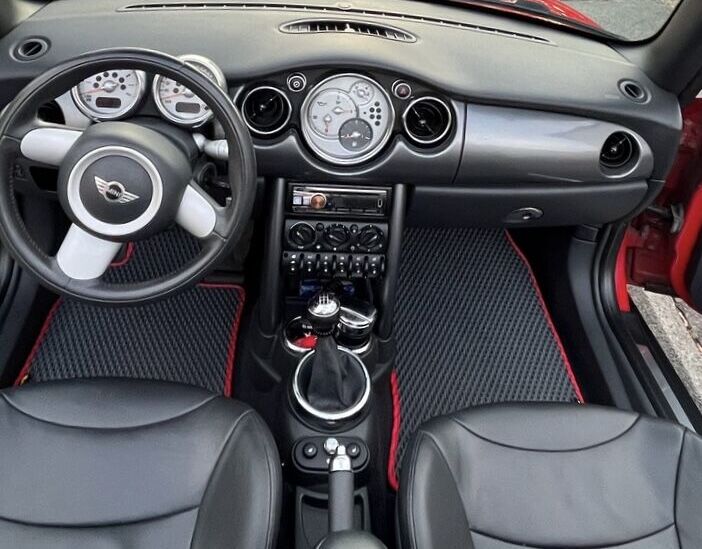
[563,0,678,40]
[629,286,702,413]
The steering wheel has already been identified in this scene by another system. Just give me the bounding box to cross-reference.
[0,48,256,304]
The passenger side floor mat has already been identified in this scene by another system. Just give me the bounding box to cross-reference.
[390,228,581,487]
[18,228,244,395]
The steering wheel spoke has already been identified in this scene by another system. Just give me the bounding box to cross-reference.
[55,224,122,280]
[20,125,83,166]
[175,181,225,239]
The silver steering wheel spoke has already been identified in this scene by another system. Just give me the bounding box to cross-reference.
[55,224,122,280]
[175,181,223,239]
[20,126,83,166]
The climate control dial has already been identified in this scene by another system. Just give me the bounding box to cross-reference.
[323,224,351,249]
[357,225,385,252]
[289,222,316,249]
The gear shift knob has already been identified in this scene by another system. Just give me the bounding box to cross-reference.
[307,291,341,336]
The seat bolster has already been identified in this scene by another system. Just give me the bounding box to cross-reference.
[399,430,474,549]
[676,429,702,548]
[191,408,282,549]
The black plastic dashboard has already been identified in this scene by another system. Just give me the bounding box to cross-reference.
[0,0,684,227]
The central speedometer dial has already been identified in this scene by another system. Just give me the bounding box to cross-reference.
[308,90,357,138]
[301,74,394,165]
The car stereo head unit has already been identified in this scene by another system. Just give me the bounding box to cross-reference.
[290,185,390,217]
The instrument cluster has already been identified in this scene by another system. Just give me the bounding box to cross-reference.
[300,74,394,165]
[70,54,225,128]
[236,70,455,167]
[69,61,455,167]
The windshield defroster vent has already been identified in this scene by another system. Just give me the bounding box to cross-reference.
[280,19,416,42]
[120,4,551,44]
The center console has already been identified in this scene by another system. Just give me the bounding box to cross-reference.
[241,178,406,548]
[281,185,390,281]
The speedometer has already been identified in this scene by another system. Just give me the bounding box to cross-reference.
[301,74,394,166]
[71,70,146,121]
[152,54,226,127]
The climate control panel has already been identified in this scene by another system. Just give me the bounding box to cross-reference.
[284,219,387,253]
[283,219,387,280]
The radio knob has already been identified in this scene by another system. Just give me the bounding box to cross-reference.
[357,225,384,251]
[289,222,316,248]
[323,224,351,248]
[310,193,327,210]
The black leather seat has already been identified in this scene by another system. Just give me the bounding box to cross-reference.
[399,403,702,549]
[0,379,281,548]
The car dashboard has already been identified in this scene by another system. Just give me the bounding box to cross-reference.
[0,0,683,227]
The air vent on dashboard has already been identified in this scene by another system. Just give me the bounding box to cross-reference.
[120,4,551,44]
[600,132,637,171]
[241,86,292,136]
[12,37,50,61]
[280,19,416,42]
[402,97,453,146]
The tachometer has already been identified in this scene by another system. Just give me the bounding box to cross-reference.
[71,70,146,121]
[301,74,394,165]
[152,54,226,127]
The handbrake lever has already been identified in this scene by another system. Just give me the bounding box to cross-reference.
[328,441,354,532]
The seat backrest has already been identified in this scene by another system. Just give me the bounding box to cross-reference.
[398,403,702,549]
[0,378,281,549]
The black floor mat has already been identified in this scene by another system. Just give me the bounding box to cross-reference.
[390,228,581,487]
[19,229,244,395]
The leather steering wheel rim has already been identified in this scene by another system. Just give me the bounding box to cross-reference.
[0,48,256,304]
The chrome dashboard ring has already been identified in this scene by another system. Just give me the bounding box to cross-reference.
[300,72,395,166]
[152,54,227,127]
[241,85,293,136]
[70,70,147,122]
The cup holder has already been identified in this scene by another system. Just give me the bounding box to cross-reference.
[292,346,371,423]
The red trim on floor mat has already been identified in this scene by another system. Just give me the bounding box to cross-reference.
[109,242,135,268]
[504,231,585,403]
[17,283,246,396]
[200,283,246,397]
[388,369,402,491]
[15,298,64,386]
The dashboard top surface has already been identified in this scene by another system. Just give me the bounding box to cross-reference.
[0,0,679,135]
[0,0,684,188]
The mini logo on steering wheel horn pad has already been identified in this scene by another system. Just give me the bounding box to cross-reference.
[95,176,140,204]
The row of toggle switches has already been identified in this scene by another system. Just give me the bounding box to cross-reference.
[282,251,385,279]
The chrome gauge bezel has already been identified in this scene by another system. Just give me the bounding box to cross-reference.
[300,73,395,166]
[401,96,453,146]
[70,70,147,121]
[152,54,227,127]
[241,85,293,136]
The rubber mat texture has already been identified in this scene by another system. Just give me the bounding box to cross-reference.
[20,228,244,395]
[390,228,580,486]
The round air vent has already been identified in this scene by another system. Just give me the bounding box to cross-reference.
[600,132,637,170]
[402,97,453,146]
[618,79,648,103]
[12,37,50,61]
[241,86,291,136]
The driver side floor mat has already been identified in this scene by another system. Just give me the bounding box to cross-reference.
[16,229,245,395]
[388,227,582,489]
